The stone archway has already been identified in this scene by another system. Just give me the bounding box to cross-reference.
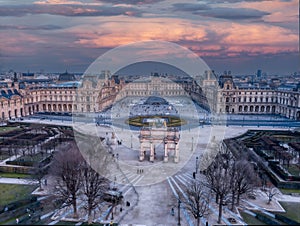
[139,126,180,163]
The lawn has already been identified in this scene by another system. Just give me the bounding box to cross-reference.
[240,211,267,225]
[0,184,37,207]
[0,127,18,133]
[15,152,51,163]
[287,165,300,176]
[278,201,300,223]
[279,188,300,194]
[0,172,31,179]
[0,154,10,161]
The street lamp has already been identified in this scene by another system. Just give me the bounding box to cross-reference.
[177,199,181,226]
[195,156,199,174]
[192,137,194,150]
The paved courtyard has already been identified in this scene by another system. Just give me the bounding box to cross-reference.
[1,96,299,225]
[23,116,300,225]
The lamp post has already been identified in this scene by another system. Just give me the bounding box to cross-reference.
[177,199,181,226]
[191,137,194,151]
[195,156,199,174]
[116,153,119,169]
[131,134,133,148]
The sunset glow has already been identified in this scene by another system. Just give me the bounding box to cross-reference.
[0,0,298,74]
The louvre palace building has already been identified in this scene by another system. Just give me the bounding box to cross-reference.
[0,70,299,121]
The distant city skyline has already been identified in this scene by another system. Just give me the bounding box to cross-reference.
[0,0,299,75]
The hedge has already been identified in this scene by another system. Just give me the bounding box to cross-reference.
[0,165,32,174]
[275,213,300,225]
[0,196,37,214]
[255,212,281,225]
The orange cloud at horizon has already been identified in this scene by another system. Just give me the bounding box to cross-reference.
[1,13,298,61]
[70,18,208,48]
[67,16,298,57]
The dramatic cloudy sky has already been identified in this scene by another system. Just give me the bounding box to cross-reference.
[0,0,299,75]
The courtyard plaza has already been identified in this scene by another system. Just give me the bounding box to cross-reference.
[3,95,299,225]
[67,124,300,225]
[12,117,299,225]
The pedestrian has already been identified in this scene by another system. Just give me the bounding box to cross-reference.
[44,178,47,186]
[171,208,174,216]
[16,218,19,224]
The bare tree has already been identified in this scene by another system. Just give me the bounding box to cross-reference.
[181,179,210,226]
[229,159,257,210]
[81,162,110,224]
[204,149,233,224]
[31,161,46,190]
[264,186,280,204]
[50,143,84,218]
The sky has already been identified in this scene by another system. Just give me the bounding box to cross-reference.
[0,0,299,75]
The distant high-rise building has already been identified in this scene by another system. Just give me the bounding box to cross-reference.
[257,69,262,78]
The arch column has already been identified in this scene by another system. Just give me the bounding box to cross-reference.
[139,142,145,161]
[164,142,168,162]
[174,142,179,163]
[150,142,154,162]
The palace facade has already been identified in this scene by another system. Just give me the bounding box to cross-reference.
[0,70,299,121]
[215,74,300,120]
